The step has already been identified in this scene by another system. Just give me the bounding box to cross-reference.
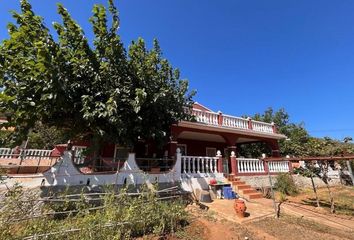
[227,176,240,182]
[232,181,246,186]
[235,184,251,190]
[241,189,258,194]
[246,193,263,199]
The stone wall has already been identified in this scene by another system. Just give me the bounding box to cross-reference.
[240,174,342,189]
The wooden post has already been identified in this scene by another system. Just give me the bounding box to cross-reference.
[265,160,277,217]
[346,160,354,186]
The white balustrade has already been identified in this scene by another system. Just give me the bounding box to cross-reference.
[191,109,219,126]
[181,156,219,174]
[237,158,265,173]
[0,148,52,160]
[0,148,14,158]
[72,146,87,164]
[189,108,276,134]
[22,149,52,159]
[222,115,248,129]
[251,120,274,133]
[268,161,289,173]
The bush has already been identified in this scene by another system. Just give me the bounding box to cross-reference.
[0,184,189,239]
[275,173,299,196]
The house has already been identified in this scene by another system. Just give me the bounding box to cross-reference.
[0,103,290,176]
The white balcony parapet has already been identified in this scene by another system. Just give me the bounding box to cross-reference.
[251,120,274,133]
[222,114,248,129]
[189,108,277,134]
[181,155,218,174]
[191,109,219,126]
[268,161,290,173]
[237,158,265,173]
[0,148,52,160]
[0,148,14,158]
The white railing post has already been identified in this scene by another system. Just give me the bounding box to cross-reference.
[182,155,186,173]
[191,156,195,173]
[196,157,200,173]
[237,158,268,174]
[213,157,218,173]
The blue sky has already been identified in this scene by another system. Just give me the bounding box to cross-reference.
[1,0,354,140]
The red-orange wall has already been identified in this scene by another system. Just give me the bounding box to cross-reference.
[177,138,228,156]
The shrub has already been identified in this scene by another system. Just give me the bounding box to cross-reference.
[275,173,299,196]
[0,184,189,239]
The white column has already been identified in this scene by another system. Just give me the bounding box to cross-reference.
[175,148,182,175]
[197,157,200,173]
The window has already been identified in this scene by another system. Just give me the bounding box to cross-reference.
[72,146,87,164]
[114,145,129,162]
[206,147,216,157]
[177,144,187,156]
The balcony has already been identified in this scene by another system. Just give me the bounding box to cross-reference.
[189,108,276,134]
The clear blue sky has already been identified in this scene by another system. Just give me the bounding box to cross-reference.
[1,0,354,140]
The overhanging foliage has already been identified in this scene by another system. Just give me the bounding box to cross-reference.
[0,0,195,148]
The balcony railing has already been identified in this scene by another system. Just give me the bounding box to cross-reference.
[181,155,219,174]
[237,157,290,174]
[0,148,53,159]
[190,108,276,134]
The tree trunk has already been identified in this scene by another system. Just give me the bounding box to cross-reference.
[323,161,335,213]
[276,201,284,218]
[310,175,320,208]
[346,160,354,186]
[326,183,335,213]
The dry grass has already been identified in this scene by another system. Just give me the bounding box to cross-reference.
[249,214,354,240]
[287,186,354,216]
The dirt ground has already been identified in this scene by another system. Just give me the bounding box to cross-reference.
[285,186,354,217]
[170,186,354,240]
[173,206,354,240]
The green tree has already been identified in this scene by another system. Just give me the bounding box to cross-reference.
[241,107,310,157]
[0,1,194,151]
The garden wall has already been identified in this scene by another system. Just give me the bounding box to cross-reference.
[240,174,341,189]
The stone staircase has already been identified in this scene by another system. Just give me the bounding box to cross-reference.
[226,175,263,200]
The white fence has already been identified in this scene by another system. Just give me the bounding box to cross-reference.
[237,158,265,173]
[0,148,52,159]
[72,146,87,164]
[268,161,290,173]
[0,148,13,158]
[251,120,274,133]
[191,109,219,126]
[181,156,219,174]
[190,108,276,134]
[222,115,248,129]
[237,158,290,174]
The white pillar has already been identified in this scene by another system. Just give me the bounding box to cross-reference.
[177,148,184,173]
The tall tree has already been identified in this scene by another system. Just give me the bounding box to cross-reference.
[241,107,310,157]
[0,1,194,150]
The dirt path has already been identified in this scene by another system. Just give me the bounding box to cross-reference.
[183,204,354,240]
[282,201,354,231]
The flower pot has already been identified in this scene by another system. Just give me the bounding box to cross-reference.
[234,199,246,218]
